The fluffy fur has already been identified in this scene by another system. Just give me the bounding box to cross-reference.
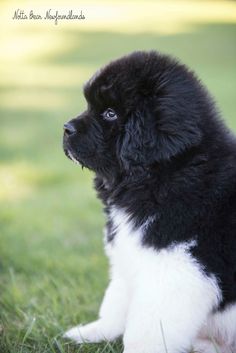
[63,51,236,353]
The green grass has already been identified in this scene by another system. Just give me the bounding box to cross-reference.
[0,2,236,351]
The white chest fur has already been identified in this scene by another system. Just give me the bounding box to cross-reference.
[105,208,144,279]
[105,207,220,300]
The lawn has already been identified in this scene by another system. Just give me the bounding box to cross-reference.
[0,1,236,352]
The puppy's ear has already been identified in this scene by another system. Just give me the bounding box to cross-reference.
[118,110,155,173]
[118,108,202,172]
[154,105,202,161]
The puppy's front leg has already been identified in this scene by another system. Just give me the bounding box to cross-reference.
[123,248,221,353]
[64,278,128,343]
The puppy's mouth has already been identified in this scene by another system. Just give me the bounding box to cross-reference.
[67,150,81,165]
[64,148,84,168]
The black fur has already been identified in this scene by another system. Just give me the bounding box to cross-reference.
[63,51,236,308]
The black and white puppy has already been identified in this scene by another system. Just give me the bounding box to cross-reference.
[63,51,236,353]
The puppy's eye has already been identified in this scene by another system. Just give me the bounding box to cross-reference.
[102,108,117,121]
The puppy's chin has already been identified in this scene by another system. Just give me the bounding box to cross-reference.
[64,147,82,167]
[67,151,82,166]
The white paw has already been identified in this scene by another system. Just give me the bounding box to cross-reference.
[63,320,105,344]
[63,325,85,343]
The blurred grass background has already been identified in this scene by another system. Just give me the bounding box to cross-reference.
[0,0,236,352]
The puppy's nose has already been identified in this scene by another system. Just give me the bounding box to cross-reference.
[64,122,76,136]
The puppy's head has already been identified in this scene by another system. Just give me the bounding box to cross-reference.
[63,51,206,178]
